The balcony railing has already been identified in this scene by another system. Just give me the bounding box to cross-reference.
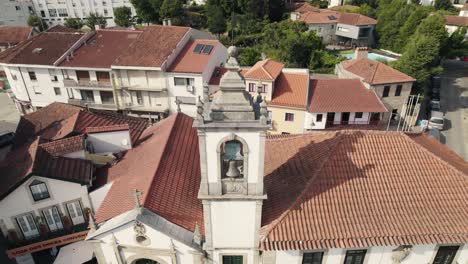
[122,102,169,113]
[68,98,118,110]
[64,79,112,89]
[325,120,381,129]
[118,84,167,92]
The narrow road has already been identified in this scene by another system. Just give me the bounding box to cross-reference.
[440,60,468,161]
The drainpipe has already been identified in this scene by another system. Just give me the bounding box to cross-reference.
[17,67,32,112]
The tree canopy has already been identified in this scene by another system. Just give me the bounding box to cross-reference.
[64,18,84,29]
[130,0,162,24]
[86,13,107,29]
[27,15,48,32]
[207,5,227,36]
[114,6,133,27]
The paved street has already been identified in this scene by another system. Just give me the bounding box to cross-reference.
[440,60,468,161]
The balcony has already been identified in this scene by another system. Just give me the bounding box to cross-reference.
[118,84,167,92]
[68,98,118,110]
[64,79,113,90]
[122,102,169,113]
[325,120,383,130]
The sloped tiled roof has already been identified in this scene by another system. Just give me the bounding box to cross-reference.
[0,26,32,46]
[269,72,309,109]
[168,39,221,74]
[444,15,468,27]
[308,79,387,113]
[0,137,93,200]
[289,2,320,13]
[0,32,84,65]
[40,134,85,156]
[85,124,130,134]
[113,25,190,68]
[94,113,203,235]
[338,12,377,26]
[46,25,80,33]
[341,57,415,85]
[60,30,142,68]
[260,131,468,250]
[13,102,147,148]
[244,59,284,81]
[298,10,341,24]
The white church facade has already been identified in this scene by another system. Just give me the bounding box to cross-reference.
[81,47,468,264]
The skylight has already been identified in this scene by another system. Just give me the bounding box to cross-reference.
[193,43,214,54]
[193,44,204,53]
[202,45,213,54]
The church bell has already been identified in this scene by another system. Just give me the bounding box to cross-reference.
[226,160,241,178]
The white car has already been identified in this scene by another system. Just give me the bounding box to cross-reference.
[428,111,444,130]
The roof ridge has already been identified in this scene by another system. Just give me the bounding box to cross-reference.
[369,59,380,83]
[401,133,468,178]
[262,60,274,80]
[260,132,344,240]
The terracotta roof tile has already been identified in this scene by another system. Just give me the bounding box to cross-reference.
[298,11,341,24]
[94,113,203,234]
[113,25,189,68]
[60,30,142,68]
[209,67,248,85]
[270,72,309,109]
[0,32,84,65]
[46,25,80,33]
[338,12,377,26]
[444,15,468,27]
[260,131,468,250]
[85,124,130,134]
[0,26,32,46]
[342,58,415,85]
[244,59,284,80]
[168,39,221,73]
[308,79,387,112]
[40,135,85,156]
[289,2,321,13]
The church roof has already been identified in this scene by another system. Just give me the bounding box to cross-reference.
[260,131,468,250]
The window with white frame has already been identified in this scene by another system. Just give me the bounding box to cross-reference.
[302,252,324,264]
[54,87,61,95]
[174,77,195,86]
[29,180,50,201]
[285,113,294,122]
[48,9,57,17]
[57,8,68,17]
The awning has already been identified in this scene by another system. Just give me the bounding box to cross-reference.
[53,241,94,264]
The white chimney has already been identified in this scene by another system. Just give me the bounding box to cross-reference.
[163,19,167,26]
[94,24,100,30]
[167,19,172,26]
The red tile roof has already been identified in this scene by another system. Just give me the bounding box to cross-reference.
[244,59,284,81]
[168,39,221,73]
[0,137,93,200]
[341,58,415,85]
[113,25,190,68]
[308,79,387,113]
[47,25,80,33]
[60,30,142,68]
[289,2,320,13]
[40,135,85,156]
[444,15,468,27]
[94,113,203,234]
[338,12,377,26]
[298,10,341,24]
[0,32,84,65]
[85,124,130,134]
[270,72,309,109]
[13,103,147,148]
[261,131,468,250]
[0,26,32,46]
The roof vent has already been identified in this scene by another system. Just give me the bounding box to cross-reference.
[32,48,43,54]
[328,15,337,20]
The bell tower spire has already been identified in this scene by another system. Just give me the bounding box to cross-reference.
[194,46,269,264]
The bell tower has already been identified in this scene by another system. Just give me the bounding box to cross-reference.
[194,46,269,264]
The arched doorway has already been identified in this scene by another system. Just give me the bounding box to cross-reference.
[134,259,159,264]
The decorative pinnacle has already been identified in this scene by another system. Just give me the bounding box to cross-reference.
[226,46,240,68]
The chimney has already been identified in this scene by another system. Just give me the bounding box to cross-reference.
[94,24,100,30]
[167,19,172,26]
[162,19,167,26]
[355,47,368,60]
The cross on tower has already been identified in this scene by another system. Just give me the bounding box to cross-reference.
[130,189,142,208]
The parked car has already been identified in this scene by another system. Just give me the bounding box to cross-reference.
[0,131,14,147]
[428,111,445,130]
[431,75,441,100]
[430,100,441,112]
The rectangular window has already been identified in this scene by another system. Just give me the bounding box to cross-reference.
[222,255,243,264]
[395,84,402,96]
[16,214,39,239]
[103,9,108,16]
[391,109,398,120]
[80,90,94,103]
[382,86,390,97]
[54,87,61,95]
[302,252,324,264]
[174,77,194,86]
[67,201,85,225]
[355,112,363,118]
[76,70,90,81]
[136,91,143,105]
[48,9,57,17]
[285,113,294,122]
[32,86,41,94]
[316,114,323,122]
[248,83,255,92]
[11,74,17,81]
[57,8,68,17]
[100,91,114,104]
[260,84,268,93]
[344,250,367,264]
[96,71,110,82]
[15,6,21,10]
[29,181,50,201]
[432,246,459,264]
[42,206,63,232]
[28,71,37,81]
[49,69,58,82]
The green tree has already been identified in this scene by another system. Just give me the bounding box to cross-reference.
[64,18,83,29]
[27,15,48,32]
[207,6,227,35]
[444,27,468,58]
[307,0,329,8]
[114,6,133,27]
[239,48,261,66]
[86,13,107,29]
[131,0,162,24]
[268,0,286,21]
[375,0,415,50]
[160,0,184,25]
[434,0,455,10]
[393,7,430,52]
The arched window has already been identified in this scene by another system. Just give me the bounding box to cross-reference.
[134,259,159,264]
[220,140,244,179]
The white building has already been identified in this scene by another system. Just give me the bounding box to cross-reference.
[31,0,136,27]
[80,48,468,264]
[0,25,227,119]
[0,0,35,26]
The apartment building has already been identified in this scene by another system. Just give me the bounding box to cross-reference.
[0,0,35,26]
[0,25,227,119]
[290,4,377,47]
[31,0,136,27]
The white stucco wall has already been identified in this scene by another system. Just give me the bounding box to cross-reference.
[0,176,90,238]
[166,73,203,117]
[304,112,327,130]
[89,182,113,213]
[204,131,261,184]
[86,130,132,154]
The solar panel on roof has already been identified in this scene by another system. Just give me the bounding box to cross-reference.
[193,44,204,53]
[202,45,213,54]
